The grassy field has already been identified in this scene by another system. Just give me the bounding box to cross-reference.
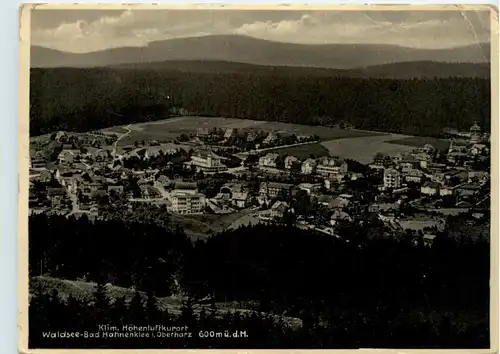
[320,134,418,164]
[386,136,451,152]
[256,121,386,140]
[102,126,128,135]
[269,143,330,159]
[99,116,450,164]
[102,116,385,146]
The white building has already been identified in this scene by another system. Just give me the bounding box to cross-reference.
[224,128,234,138]
[231,192,251,209]
[316,157,348,178]
[423,144,435,154]
[284,155,300,169]
[420,182,441,196]
[301,158,317,174]
[404,169,424,184]
[168,189,206,214]
[423,234,437,247]
[470,143,488,156]
[259,153,280,169]
[57,149,80,164]
[190,150,227,173]
[271,201,289,219]
[439,185,455,197]
[263,133,278,145]
[383,168,402,189]
[196,128,210,137]
[298,183,322,195]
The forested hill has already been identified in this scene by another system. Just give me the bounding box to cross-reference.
[106,60,490,79]
[30,35,490,69]
[29,213,490,348]
[30,67,490,138]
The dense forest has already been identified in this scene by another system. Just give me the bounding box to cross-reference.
[29,213,490,348]
[30,68,490,138]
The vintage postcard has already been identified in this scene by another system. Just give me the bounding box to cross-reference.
[18,3,498,353]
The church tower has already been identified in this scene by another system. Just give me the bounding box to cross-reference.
[470,122,482,144]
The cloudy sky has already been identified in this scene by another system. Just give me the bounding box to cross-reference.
[30,9,491,53]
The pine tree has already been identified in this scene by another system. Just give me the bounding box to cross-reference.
[65,294,84,331]
[110,296,127,327]
[145,290,160,323]
[127,290,145,325]
[179,297,196,329]
[93,281,110,324]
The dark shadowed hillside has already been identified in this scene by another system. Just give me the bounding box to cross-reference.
[30,34,490,69]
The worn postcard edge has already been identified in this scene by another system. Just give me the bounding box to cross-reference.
[17,3,500,354]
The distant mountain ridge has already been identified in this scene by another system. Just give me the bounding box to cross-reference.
[31,34,490,70]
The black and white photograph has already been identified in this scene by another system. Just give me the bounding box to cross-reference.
[20,4,497,350]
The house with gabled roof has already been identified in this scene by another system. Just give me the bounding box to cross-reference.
[301,158,317,174]
[330,210,352,226]
[232,192,252,209]
[423,234,437,247]
[259,153,280,169]
[196,127,210,137]
[263,132,278,145]
[271,201,289,219]
[284,155,300,170]
[46,187,66,207]
[224,128,236,139]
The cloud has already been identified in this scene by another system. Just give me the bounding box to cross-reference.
[31,10,491,53]
[233,12,490,48]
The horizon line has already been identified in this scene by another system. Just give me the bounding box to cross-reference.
[30,33,492,55]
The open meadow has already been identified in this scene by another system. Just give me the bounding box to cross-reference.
[101,116,450,164]
[255,121,386,140]
[386,136,451,152]
[102,116,386,146]
[270,143,331,159]
[320,134,421,164]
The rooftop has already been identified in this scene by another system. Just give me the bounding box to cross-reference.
[303,158,316,164]
[422,181,441,189]
[271,200,289,211]
[457,183,482,190]
[193,150,221,160]
[470,122,482,132]
[263,153,280,160]
[261,182,294,189]
[318,157,345,167]
[170,190,205,198]
[232,192,249,200]
[384,168,400,175]
[174,182,198,190]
